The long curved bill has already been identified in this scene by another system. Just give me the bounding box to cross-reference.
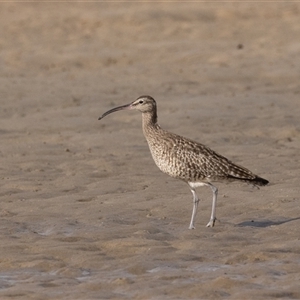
[98,103,132,120]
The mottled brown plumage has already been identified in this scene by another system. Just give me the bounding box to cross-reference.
[99,95,268,229]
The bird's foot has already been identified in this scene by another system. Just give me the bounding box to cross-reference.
[206,218,216,227]
[189,224,195,230]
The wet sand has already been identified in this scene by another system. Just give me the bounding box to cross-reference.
[0,3,300,299]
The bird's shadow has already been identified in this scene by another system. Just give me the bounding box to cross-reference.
[236,217,300,228]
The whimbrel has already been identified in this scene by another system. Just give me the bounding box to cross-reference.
[99,96,268,229]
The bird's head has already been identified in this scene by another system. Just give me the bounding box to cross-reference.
[98,95,156,120]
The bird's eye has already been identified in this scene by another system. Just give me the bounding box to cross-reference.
[139,100,144,104]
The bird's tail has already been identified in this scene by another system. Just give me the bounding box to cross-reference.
[251,176,269,186]
[227,162,269,186]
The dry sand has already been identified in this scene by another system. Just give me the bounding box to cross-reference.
[0,3,300,299]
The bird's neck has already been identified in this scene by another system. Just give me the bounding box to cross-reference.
[142,111,159,135]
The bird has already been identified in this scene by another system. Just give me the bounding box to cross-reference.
[98,95,268,229]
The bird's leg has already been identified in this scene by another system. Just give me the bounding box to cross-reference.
[189,188,200,230]
[206,183,218,227]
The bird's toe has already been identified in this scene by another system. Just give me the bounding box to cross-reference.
[206,218,216,227]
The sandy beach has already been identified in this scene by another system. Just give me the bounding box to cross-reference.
[0,3,300,299]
